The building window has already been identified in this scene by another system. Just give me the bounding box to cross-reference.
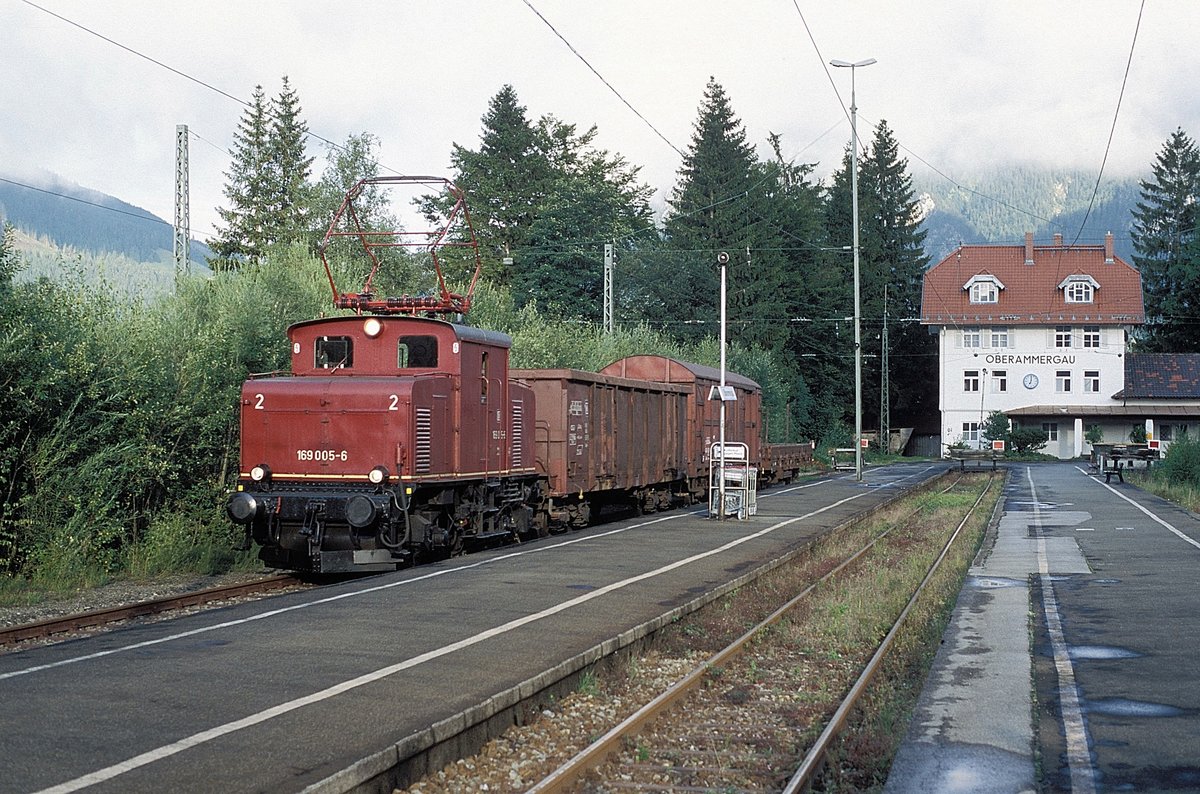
[962,327,982,348]
[1083,370,1100,393]
[990,327,1009,348]
[1083,325,1101,348]
[1065,281,1094,303]
[1056,370,1072,392]
[992,370,1008,392]
[964,370,981,392]
[1161,424,1188,441]
[1042,422,1059,441]
[970,281,998,303]
[962,422,981,443]
[1055,326,1072,348]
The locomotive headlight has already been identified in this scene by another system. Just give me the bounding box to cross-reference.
[250,463,271,483]
[227,492,261,524]
[368,466,389,485]
[363,317,383,338]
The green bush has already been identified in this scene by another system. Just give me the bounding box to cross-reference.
[1159,435,1200,489]
[1008,427,1049,454]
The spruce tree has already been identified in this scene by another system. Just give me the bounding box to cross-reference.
[658,78,790,349]
[429,85,654,303]
[823,121,934,432]
[431,85,556,283]
[210,78,314,269]
[211,85,271,268]
[859,120,934,425]
[267,76,315,247]
[1131,127,1200,351]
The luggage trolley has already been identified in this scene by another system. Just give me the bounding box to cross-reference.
[709,442,758,520]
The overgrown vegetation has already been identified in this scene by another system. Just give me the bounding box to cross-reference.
[0,231,333,594]
[1129,434,1200,513]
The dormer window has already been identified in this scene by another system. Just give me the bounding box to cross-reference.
[1059,274,1099,304]
[964,274,1004,304]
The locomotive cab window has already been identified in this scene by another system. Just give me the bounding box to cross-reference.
[398,335,438,368]
[315,336,353,369]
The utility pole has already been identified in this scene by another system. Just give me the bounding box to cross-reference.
[830,57,876,482]
[603,242,614,334]
[880,284,890,454]
[173,124,190,285]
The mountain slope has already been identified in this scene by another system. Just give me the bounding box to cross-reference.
[0,172,211,267]
[915,166,1140,264]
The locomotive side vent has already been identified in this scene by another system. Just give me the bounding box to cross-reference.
[415,408,432,473]
[511,399,524,467]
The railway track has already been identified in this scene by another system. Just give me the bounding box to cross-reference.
[516,474,999,793]
[0,574,306,647]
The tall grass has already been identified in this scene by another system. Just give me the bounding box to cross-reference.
[1136,435,1200,513]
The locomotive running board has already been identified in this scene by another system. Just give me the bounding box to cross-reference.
[314,549,400,574]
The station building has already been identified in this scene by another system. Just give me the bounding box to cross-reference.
[921,232,1155,459]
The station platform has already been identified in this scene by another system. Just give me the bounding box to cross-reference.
[887,462,1200,793]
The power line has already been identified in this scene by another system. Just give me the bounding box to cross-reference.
[20,1,376,173]
[0,176,173,228]
[1070,0,1145,246]
[520,0,686,159]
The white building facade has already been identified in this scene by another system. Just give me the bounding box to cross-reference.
[937,323,1127,458]
[922,233,1145,459]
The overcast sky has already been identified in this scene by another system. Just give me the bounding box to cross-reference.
[2,0,1197,244]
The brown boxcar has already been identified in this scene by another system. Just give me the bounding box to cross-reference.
[759,441,815,485]
[599,356,762,492]
[512,368,691,525]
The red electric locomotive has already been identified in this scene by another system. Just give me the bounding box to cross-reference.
[226,314,544,572]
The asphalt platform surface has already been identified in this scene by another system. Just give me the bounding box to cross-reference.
[1,461,941,794]
[887,462,1200,794]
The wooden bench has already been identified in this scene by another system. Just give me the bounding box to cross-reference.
[1099,445,1158,483]
[948,449,1002,471]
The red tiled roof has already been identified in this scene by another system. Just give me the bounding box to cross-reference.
[1119,354,1200,399]
[921,240,1144,326]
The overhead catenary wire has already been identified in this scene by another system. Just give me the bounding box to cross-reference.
[1069,0,1146,247]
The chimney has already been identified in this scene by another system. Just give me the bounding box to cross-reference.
[1053,232,1063,246]
[1024,232,1034,265]
[1105,231,1115,264]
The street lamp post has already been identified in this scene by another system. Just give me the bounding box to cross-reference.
[718,251,728,520]
[830,57,875,483]
[980,368,988,450]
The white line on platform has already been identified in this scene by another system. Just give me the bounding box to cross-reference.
[1029,467,1096,794]
[1076,466,1200,551]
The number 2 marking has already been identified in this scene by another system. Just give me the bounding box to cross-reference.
[254,393,265,410]
[389,394,399,411]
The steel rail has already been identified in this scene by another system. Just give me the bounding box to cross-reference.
[528,472,977,794]
[0,574,302,646]
[782,474,996,792]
